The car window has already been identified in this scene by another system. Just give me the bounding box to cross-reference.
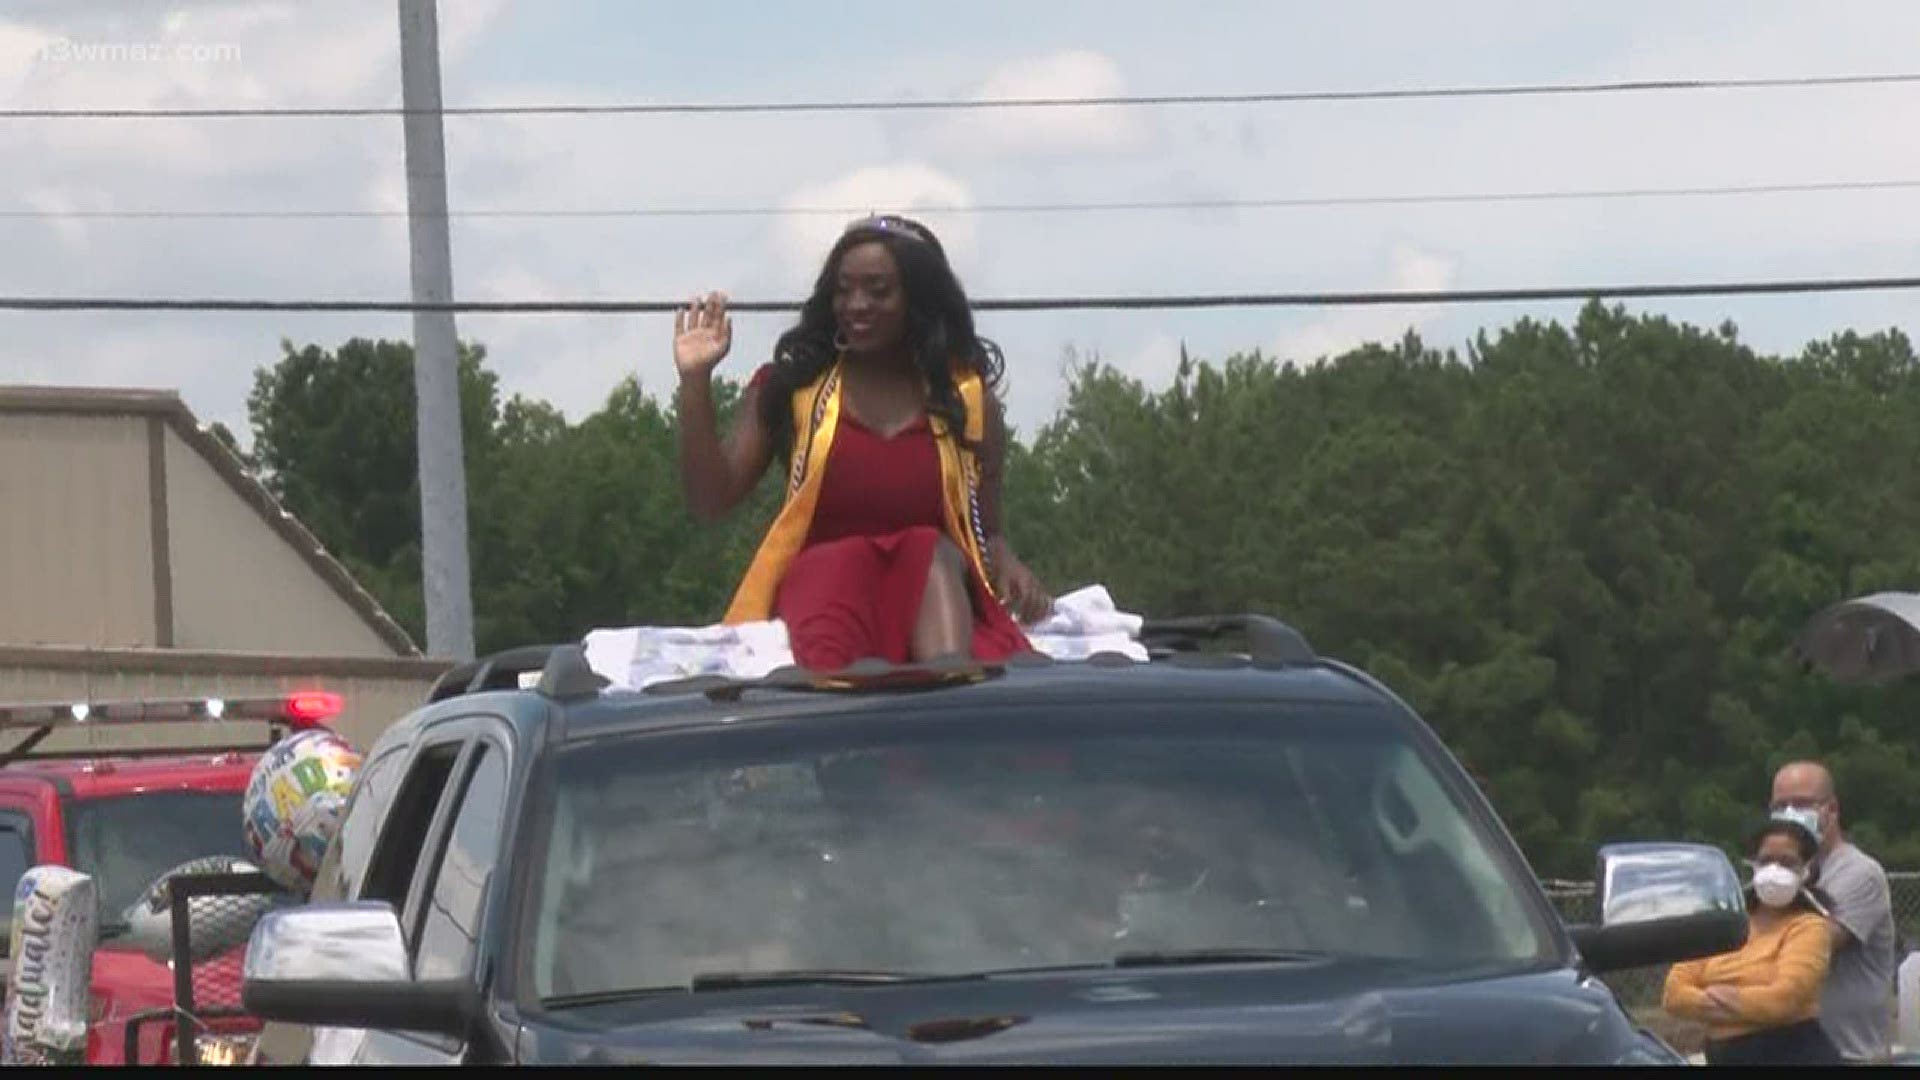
[412,746,508,981]
[0,812,34,915]
[322,746,409,903]
[1287,736,1539,959]
[526,703,1556,1001]
[65,793,249,924]
[359,743,462,915]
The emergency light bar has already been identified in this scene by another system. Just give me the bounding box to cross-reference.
[0,691,343,767]
[0,691,342,731]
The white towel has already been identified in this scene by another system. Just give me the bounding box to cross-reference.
[581,627,644,684]
[628,622,792,688]
[1024,584,1145,639]
[1022,631,1146,662]
[584,584,1148,690]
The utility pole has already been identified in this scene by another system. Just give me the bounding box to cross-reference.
[397,0,474,661]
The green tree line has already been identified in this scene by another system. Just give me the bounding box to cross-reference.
[240,301,1920,878]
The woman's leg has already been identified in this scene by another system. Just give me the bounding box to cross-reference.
[777,538,886,671]
[911,537,973,661]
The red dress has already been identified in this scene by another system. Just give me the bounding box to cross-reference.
[752,366,1032,670]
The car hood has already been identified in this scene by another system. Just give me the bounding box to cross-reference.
[519,964,1674,1065]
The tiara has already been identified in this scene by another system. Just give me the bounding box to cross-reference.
[846,214,932,245]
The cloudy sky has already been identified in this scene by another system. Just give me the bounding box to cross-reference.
[2,0,1917,440]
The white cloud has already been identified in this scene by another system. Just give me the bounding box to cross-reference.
[5,0,1920,451]
[773,163,980,288]
[472,265,564,304]
[1121,332,1185,390]
[15,186,93,252]
[0,21,50,97]
[1274,246,1458,365]
[422,80,916,419]
[1,0,508,176]
[0,1,513,433]
[438,0,509,62]
[923,49,1152,160]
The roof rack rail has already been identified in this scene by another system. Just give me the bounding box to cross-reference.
[1138,613,1317,667]
[426,643,609,704]
[645,655,1006,703]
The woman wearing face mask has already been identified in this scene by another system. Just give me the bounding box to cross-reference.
[1662,818,1843,1065]
[674,215,1051,670]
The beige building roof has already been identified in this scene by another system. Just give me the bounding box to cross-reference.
[0,385,420,657]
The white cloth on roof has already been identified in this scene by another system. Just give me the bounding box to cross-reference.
[1020,584,1147,662]
[582,621,792,690]
[582,583,1148,690]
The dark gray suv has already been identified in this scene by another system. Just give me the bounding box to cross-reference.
[243,616,1746,1065]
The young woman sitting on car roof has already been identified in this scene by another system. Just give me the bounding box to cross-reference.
[672,214,1053,671]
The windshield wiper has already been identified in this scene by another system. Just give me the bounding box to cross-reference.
[554,955,1318,1006]
[690,969,948,992]
[972,949,1333,979]
[1111,947,1330,969]
[542,985,683,1009]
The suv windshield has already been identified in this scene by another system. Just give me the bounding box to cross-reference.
[67,792,251,930]
[527,703,1553,1000]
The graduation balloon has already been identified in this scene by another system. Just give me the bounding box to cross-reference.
[242,728,362,895]
[2,866,97,1066]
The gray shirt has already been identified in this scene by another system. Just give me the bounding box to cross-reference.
[1817,841,1897,1062]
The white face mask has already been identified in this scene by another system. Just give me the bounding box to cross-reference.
[1752,863,1805,908]
[1773,806,1823,846]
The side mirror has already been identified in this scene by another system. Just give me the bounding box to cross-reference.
[241,902,474,1036]
[1567,842,1748,974]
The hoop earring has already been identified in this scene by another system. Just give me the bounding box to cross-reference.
[833,331,850,353]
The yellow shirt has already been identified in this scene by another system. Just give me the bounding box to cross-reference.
[1662,909,1831,1042]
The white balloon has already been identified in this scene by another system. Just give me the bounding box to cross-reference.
[242,729,362,895]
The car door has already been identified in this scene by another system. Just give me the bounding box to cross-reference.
[347,719,515,1066]
[252,740,415,1066]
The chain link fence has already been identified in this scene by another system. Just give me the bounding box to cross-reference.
[1543,880,1667,1009]
[120,870,282,1065]
[1544,871,1920,1027]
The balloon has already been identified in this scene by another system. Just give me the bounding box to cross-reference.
[120,855,288,964]
[242,728,362,896]
[1,866,98,1066]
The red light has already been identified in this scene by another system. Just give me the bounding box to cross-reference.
[283,691,342,725]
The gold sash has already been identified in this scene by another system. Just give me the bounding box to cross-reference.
[722,360,998,624]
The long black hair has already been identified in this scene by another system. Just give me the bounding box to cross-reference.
[758,215,1005,454]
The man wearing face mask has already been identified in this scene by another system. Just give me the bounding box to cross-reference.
[1771,760,1897,1063]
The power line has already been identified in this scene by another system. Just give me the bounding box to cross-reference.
[2,275,1916,314]
[6,71,1919,120]
[5,177,1918,222]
